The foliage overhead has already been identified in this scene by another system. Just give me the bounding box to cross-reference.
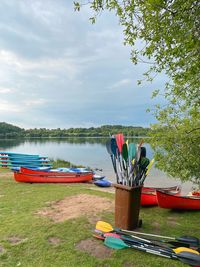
[74,0,200,185]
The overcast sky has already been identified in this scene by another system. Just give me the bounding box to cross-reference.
[0,0,167,129]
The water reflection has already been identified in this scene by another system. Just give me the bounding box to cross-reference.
[0,137,143,148]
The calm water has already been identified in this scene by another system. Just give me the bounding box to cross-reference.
[0,138,193,193]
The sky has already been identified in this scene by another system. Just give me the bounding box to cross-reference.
[0,0,167,129]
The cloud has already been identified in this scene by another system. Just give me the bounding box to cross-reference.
[108,79,132,89]
[0,0,167,129]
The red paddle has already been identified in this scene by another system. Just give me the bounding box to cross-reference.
[115,133,124,154]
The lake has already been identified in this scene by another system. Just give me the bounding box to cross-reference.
[0,137,193,193]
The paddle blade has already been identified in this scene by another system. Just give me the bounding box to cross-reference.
[122,143,128,161]
[96,221,113,233]
[111,137,118,156]
[176,236,200,246]
[106,140,112,155]
[140,147,146,158]
[116,133,124,154]
[128,143,136,160]
[104,233,121,238]
[176,251,200,266]
[136,139,144,161]
[104,236,129,249]
[174,247,199,255]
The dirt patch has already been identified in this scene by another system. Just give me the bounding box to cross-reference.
[48,237,61,245]
[7,236,27,245]
[76,238,113,259]
[36,194,114,222]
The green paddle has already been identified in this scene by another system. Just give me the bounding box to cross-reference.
[128,143,136,161]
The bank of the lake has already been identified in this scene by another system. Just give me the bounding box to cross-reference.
[0,138,195,194]
[0,169,199,267]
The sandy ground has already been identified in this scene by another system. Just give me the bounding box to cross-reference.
[36,193,114,223]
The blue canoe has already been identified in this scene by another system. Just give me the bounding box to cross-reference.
[94,179,112,187]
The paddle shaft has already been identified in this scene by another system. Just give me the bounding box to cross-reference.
[120,229,188,241]
[105,236,200,266]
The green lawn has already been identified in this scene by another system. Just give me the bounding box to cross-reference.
[0,169,199,267]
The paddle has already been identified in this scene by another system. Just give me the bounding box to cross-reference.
[104,236,200,266]
[129,139,144,186]
[96,221,200,248]
[115,133,124,154]
[95,229,175,253]
[94,228,197,252]
[111,137,124,184]
[128,143,136,162]
[115,134,126,183]
[122,143,129,185]
[106,140,119,183]
[138,158,155,186]
[104,236,173,255]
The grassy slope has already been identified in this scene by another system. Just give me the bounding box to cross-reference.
[0,170,199,267]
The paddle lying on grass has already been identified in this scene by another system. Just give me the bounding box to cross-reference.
[94,229,175,253]
[104,236,200,266]
[95,228,200,257]
[96,221,200,249]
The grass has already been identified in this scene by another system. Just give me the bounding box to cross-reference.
[0,169,199,267]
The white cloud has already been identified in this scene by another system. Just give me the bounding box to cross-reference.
[0,100,23,112]
[0,87,12,93]
[0,0,166,128]
[108,79,132,89]
[24,98,48,107]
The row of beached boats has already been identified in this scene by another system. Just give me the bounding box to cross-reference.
[12,166,200,210]
[0,152,51,168]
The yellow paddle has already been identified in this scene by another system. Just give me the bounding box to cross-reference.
[146,158,155,176]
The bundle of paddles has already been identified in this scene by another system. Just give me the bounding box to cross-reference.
[94,221,200,266]
[106,133,154,186]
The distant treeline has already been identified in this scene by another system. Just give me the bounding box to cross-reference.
[0,122,150,138]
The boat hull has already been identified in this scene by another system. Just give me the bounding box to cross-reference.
[94,179,112,187]
[14,172,93,183]
[141,186,180,206]
[19,167,92,176]
[156,190,200,210]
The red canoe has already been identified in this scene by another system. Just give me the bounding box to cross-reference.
[156,190,200,210]
[141,186,180,206]
[14,171,93,183]
[19,167,93,176]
